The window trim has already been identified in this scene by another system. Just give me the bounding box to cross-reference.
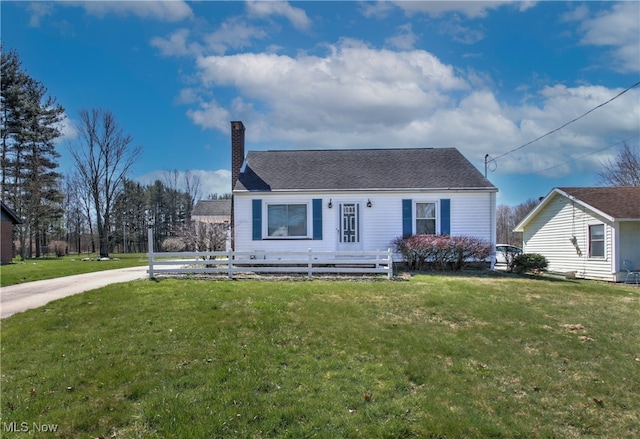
[588,223,605,259]
[414,200,439,235]
[264,201,311,240]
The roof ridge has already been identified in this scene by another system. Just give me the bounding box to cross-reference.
[252,147,455,153]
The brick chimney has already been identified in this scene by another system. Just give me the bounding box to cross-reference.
[230,121,245,251]
[231,121,245,192]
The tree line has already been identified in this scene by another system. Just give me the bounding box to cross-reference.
[2,47,639,259]
[1,48,216,259]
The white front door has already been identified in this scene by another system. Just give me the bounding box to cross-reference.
[338,202,362,251]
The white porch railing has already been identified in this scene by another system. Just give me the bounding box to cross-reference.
[147,228,393,280]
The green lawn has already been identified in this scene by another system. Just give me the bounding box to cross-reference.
[0,254,149,287]
[1,274,638,438]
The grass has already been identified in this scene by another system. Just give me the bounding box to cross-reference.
[1,274,638,438]
[0,254,150,287]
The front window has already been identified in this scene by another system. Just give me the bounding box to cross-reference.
[589,224,605,258]
[267,204,307,237]
[416,202,436,234]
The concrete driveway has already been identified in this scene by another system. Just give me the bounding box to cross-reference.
[1,266,151,319]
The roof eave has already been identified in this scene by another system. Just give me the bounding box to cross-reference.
[234,187,498,194]
[1,201,22,224]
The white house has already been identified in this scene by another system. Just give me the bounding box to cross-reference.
[191,199,231,224]
[229,121,497,259]
[514,187,640,282]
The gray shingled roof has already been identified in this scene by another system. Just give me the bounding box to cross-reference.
[559,187,640,219]
[192,199,231,216]
[1,200,22,224]
[235,148,496,192]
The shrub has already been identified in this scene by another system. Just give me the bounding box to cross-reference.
[450,235,492,271]
[161,237,186,252]
[48,240,67,257]
[392,234,492,271]
[513,253,548,274]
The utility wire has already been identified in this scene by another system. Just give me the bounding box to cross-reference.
[494,81,640,160]
[514,137,633,178]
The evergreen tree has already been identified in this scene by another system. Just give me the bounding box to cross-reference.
[113,179,148,253]
[1,48,65,258]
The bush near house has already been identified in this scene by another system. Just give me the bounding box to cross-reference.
[513,253,548,274]
[392,234,492,271]
[161,237,186,252]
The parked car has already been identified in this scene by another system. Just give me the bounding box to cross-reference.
[495,244,522,269]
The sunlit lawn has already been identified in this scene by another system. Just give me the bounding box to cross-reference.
[1,274,638,438]
[0,254,149,287]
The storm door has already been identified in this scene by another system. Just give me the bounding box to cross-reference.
[338,202,362,251]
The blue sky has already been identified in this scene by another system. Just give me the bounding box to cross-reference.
[2,1,639,206]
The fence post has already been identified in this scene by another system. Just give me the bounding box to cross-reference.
[387,248,393,280]
[308,248,313,280]
[228,251,233,279]
[147,226,154,279]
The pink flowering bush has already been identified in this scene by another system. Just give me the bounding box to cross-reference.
[392,234,492,271]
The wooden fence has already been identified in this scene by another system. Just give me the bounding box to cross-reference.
[146,228,393,280]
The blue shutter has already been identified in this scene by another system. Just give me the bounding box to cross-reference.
[252,199,262,240]
[440,199,451,235]
[402,199,412,237]
[312,199,323,240]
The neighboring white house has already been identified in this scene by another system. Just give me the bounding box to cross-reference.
[190,199,232,251]
[229,121,498,258]
[191,199,231,224]
[514,187,640,282]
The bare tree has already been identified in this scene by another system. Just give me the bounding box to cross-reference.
[597,142,640,187]
[69,109,141,258]
[183,170,200,223]
[496,198,540,246]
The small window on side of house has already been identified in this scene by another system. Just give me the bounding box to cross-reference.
[416,202,436,234]
[588,224,605,258]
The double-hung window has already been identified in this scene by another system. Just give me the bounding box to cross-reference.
[588,224,605,258]
[416,202,436,234]
[267,204,308,238]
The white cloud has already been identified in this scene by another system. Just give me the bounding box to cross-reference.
[246,1,312,31]
[194,39,468,139]
[392,1,530,19]
[75,0,194,22]
[360,1,396,19]
[187,38,639,178]
[151,18,267,58]
[204,17,268,55]
[57,112,78,143]
[385,23,419,50]
[151,28,201,57]
[26,2,54,27]
[495,84,640,175]
[573,2,640,73]
[186,100,230,132]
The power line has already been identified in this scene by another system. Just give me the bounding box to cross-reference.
[514,137,632,178]
[494,80,640,160]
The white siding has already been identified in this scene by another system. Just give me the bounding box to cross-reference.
[522,195,615,281]
[234,191,495,257]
